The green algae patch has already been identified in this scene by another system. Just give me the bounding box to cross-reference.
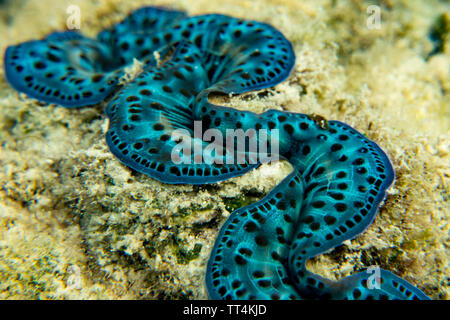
[175,243,203,265]
[429,12,450,57]
[175,203,215,219]
[223,195,260,213]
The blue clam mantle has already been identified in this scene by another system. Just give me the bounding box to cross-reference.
[4,6,430,300]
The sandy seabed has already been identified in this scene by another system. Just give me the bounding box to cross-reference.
[0,0,448,299]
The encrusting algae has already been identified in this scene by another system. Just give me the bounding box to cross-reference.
[0,0,448,299]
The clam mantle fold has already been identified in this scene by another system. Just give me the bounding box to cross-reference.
[4,6,430,300]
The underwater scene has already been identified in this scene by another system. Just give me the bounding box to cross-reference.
[0,0,448,300]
